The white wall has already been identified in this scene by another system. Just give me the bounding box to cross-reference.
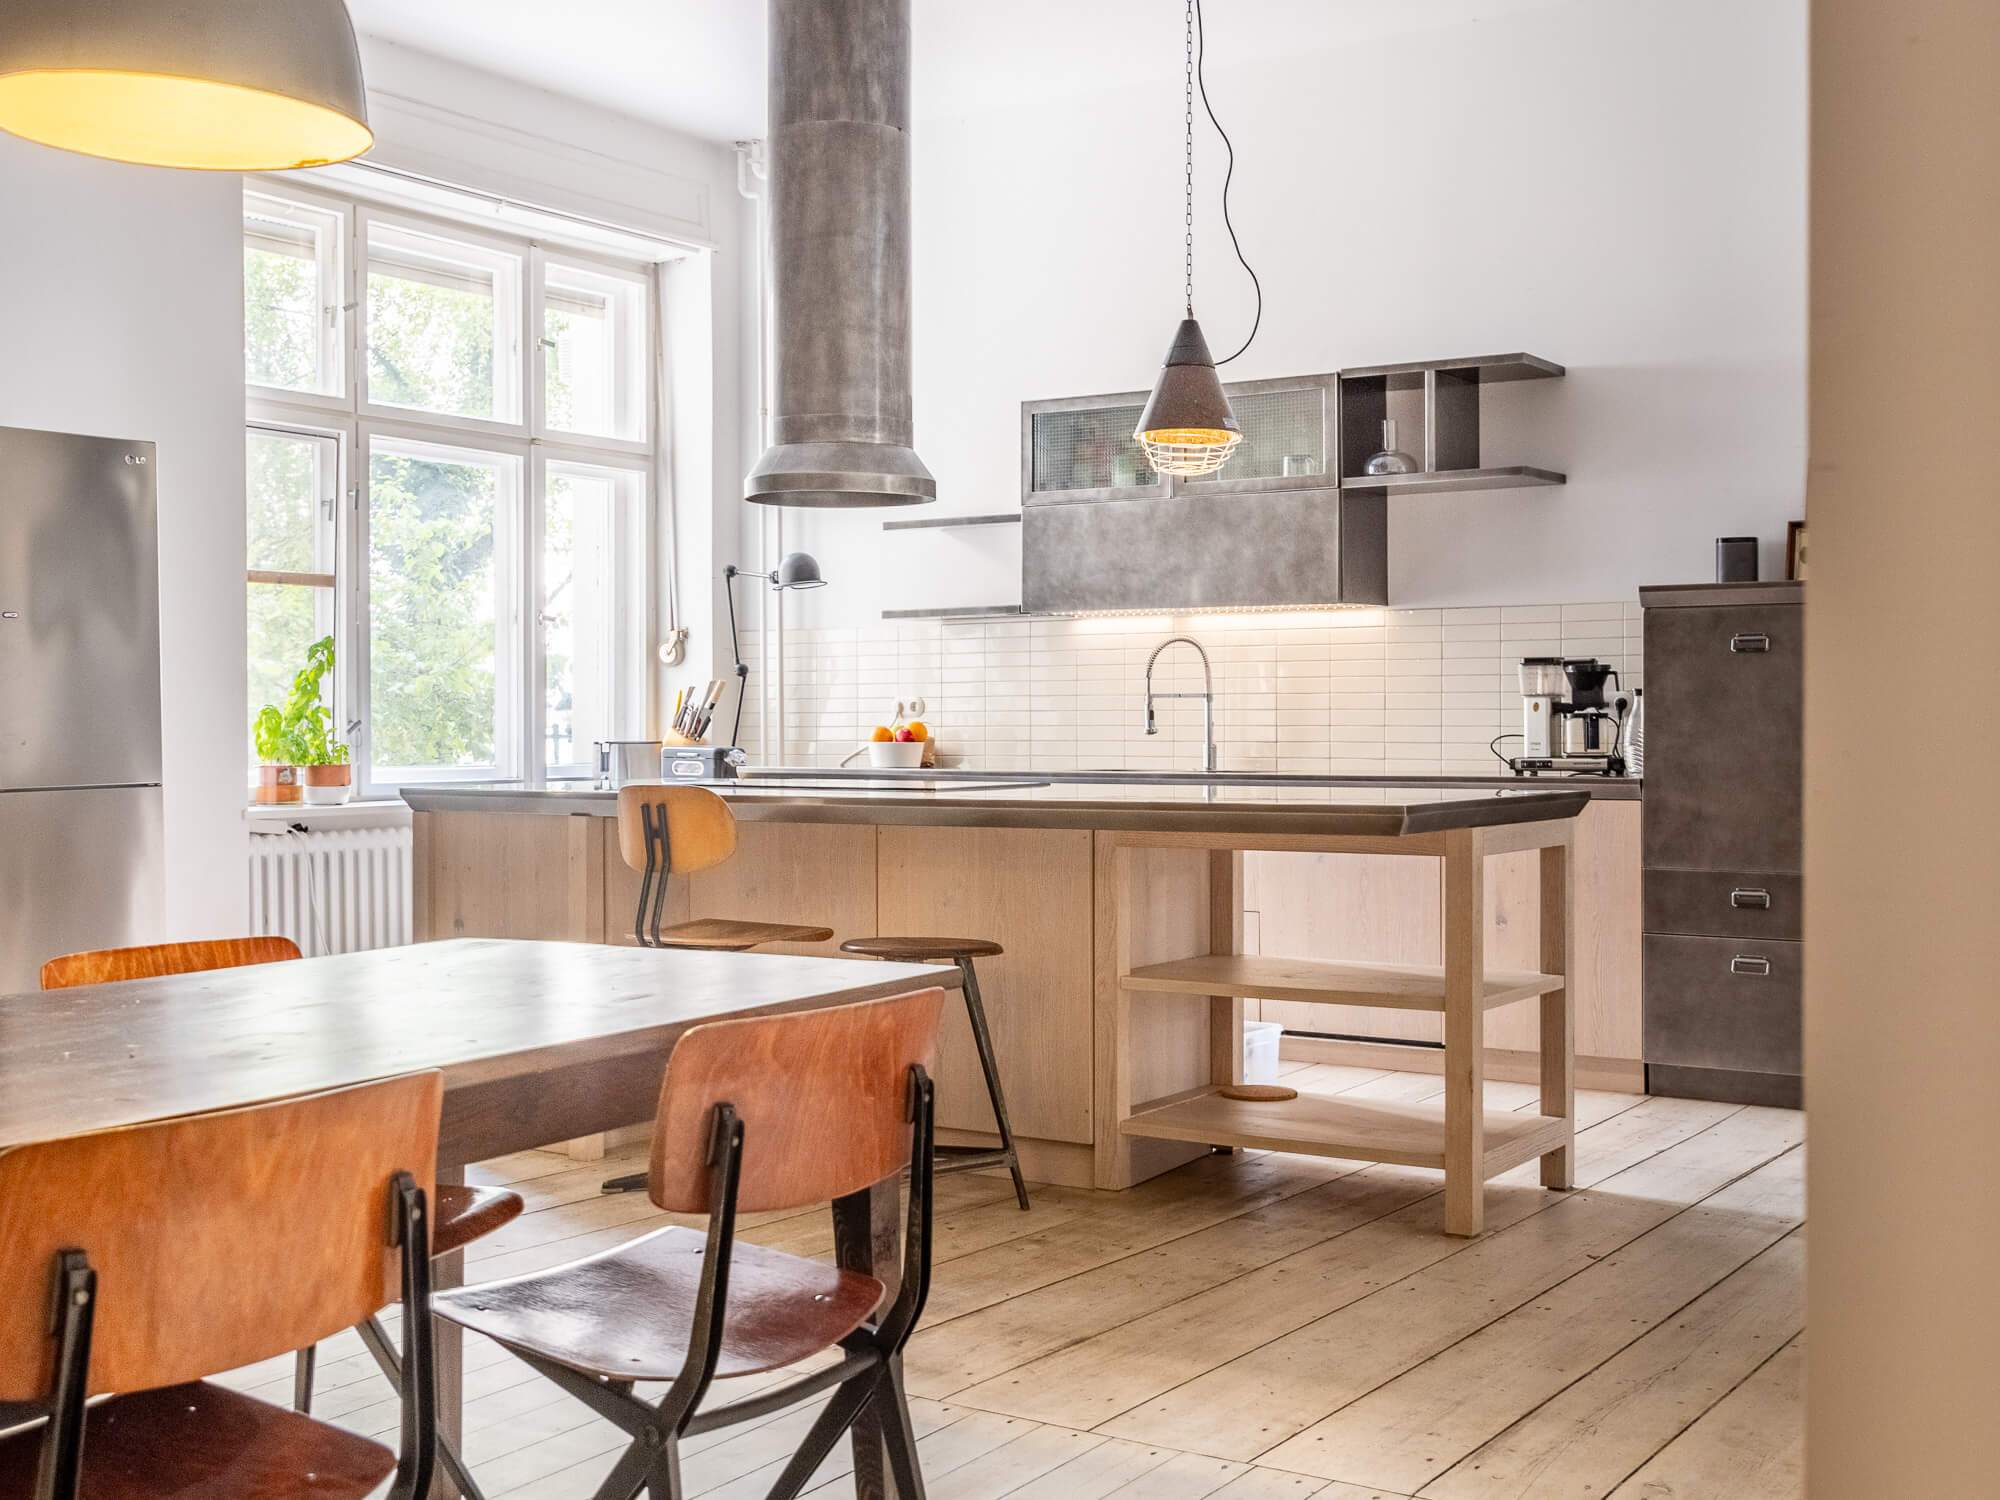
[0,135,246,940]
[776,0,1807,629]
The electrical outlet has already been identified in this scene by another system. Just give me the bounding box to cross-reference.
[906,695,926,717]
[886,698,906,721]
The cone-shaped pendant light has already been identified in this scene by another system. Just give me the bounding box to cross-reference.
[0,0,371,171]
[1135,317,1241,476]
[1136,0,1260,478]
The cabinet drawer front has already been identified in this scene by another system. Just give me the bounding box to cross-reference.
[1645,869,1803,941]
[1643,934,1802,1075]
[1642,603,1802,872]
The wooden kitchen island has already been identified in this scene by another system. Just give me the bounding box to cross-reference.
[406,775,1611,1235]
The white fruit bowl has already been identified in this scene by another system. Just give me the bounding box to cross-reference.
[868,740,924,768]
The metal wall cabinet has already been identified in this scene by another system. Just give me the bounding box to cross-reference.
[1639,581,1804,1108]
[1021,373,1386,613]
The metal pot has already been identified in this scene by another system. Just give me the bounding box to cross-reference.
[595,740,663,790]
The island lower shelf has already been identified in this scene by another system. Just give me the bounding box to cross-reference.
[1120,1084,1570,1177]
[1120,953,1566,1012]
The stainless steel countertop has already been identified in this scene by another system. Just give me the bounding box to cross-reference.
[401,770,1611,838]
[736,765,1642,798]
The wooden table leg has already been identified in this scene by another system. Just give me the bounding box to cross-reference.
[430,1162,465,1500]
[1540,834,1578,1189]
[834,1178,904,1500]
[1443,829,1486,1237]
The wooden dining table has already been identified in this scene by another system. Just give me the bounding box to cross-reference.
[0,937,956,1500]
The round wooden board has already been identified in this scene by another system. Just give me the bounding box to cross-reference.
[1218,1084,1298,1102]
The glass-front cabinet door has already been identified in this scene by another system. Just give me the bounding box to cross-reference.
[1023,373,1337,504]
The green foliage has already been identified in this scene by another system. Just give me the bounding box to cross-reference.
[367,451,497,769]
[245,244,318,391]
[254,636,349,766]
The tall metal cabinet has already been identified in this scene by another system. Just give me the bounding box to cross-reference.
[1639,581,1804,1108]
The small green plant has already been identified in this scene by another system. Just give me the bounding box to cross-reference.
[253,636,351,766]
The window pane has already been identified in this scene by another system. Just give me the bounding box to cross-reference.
[247,428,333,574]
[244,190,342,395]
[246,429,336,773]
[248,584,328,765]
[543,262,647,441]
[367,222,522,423]
[368,441,516,778]
[543,464,639,770]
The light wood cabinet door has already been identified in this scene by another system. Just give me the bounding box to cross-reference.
[417,811,602,943]
[878,826,1096,1144]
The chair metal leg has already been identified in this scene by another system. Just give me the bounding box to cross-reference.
[956,957,1030,1210]
[877,1359,929,1500]
[292,1344,316,1414]
[357,1313,494,1500]
[761,1373,879,1500]
[601,1170,649,1194]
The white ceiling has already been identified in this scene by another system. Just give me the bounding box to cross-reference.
[348,0,1576,144]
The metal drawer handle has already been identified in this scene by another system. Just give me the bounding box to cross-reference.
[1730,888,1772,909]
[1730,632,1772,653]
[1730,955,1773,977]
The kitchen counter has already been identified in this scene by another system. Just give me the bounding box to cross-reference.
[401,769,1621,838]
[405,766,1636,1219]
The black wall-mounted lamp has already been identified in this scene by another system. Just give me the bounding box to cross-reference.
[723,553,826,747]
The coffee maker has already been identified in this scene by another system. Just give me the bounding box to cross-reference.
[1510,657,1628,775]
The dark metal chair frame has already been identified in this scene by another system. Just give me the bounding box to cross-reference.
[486,1068,936,1500]
[634,799,677,947]
[26,1174,437,1500]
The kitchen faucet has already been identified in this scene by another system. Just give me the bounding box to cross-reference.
[1144,636,1218,774]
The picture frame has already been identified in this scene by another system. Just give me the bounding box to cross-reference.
[1787,520,1808,581]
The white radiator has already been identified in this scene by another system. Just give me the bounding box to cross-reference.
[248,826,413,957]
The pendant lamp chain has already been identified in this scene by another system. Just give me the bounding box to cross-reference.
[1184,0,1196,320]
[1135,0,1263,477]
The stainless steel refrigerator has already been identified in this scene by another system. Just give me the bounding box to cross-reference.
[0,424,165,994]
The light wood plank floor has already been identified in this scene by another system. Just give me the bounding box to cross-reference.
[219,1061,1805,1500]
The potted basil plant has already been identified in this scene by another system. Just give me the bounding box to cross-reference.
[253,636,352,805]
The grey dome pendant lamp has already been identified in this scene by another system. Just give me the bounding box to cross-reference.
[1136,0,1264,477]
[0,0,371,171]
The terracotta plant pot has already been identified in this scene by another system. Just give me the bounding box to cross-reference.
[256,764,302,805]
[301,763,353,806]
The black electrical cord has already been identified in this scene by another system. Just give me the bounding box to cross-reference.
[1195,0,1263,365]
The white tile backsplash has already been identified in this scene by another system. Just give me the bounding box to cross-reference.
[736,602,1642,771]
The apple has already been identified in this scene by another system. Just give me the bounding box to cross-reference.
[894,727,916,742]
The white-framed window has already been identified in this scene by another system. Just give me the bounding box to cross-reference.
[244,181,660,798]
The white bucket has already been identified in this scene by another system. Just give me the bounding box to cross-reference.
[1243,1020,1283,1085]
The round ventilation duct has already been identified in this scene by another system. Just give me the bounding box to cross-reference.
[745,0,936,508]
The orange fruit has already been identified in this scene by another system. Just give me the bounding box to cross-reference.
[870,725,894,742]
[905,720,929,741]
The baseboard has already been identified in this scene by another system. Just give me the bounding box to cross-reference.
[1278,1035,1645,1095]
[559,1123,651,1161]
[936,1128,1096,1190]
[1646,1062,1803,1110]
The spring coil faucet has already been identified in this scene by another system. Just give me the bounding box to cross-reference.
[1144,636,1218,774]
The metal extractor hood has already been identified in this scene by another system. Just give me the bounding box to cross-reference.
[745,0,936,508]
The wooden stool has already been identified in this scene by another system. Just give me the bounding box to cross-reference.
[39,937,521,1500]
[841,936,1030,1210]
[602,786,834,1194]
